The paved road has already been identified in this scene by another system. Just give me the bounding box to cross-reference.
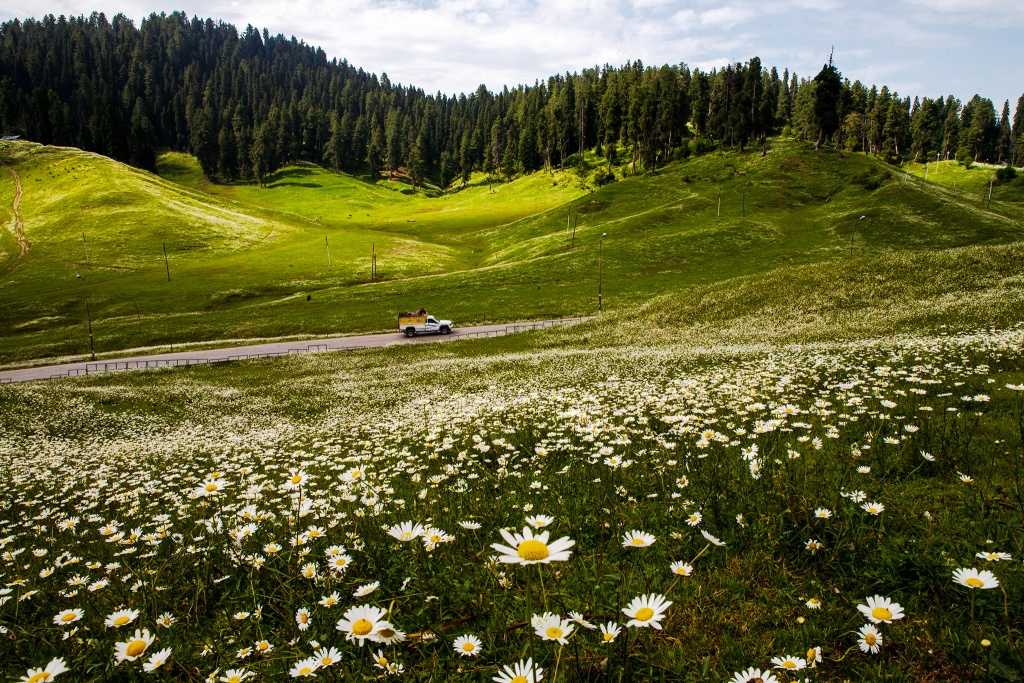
[0,318,587,384]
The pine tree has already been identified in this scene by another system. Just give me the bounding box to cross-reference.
[1014,94,1024,166]
[384,109,403,173]
[941,101,960,160]
[842,112,864,152]
[217,126,236,180]
[882,98,911,161]
[0,14,1000,185]
[812,54,842,149]
[366,120,384,179]
[250,122,271,186]
[128,97,155,169]
[996,100,1012,164]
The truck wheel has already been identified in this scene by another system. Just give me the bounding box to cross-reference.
[405,327,416,337]
[440,325,451,335]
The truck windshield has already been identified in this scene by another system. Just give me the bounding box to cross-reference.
[428,317,437,324]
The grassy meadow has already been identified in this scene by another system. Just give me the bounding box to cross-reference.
[1,255,1024,680]
[2,135,1024,681]
[2,138,1023,364]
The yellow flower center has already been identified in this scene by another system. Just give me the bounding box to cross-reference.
[511,677,528,683]
[352,618,373,636]
[62,612,77,622]
[27,674,52,683]
[299,666,313,675]
[126,639,147,657]
[227,677,242,683]
[321,656,334,665]
[291,475,302,484]
[545,626,563,639]
[517,539,550,561]
[378,628,395,639]
[871,606,892,621]
[462,643,475,652]
[205,483,217,492]
[966,577,984,588]
[635,607,654,621]
[865,633,877,646]
[114,615,130,626]
[783,660,797,669]
[603,632,614,641]
[807,648,815,659]
[632,538,645,546]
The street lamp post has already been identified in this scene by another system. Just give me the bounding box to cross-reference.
[598,232,607,313]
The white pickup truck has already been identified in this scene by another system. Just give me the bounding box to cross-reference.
[398,310,454,337]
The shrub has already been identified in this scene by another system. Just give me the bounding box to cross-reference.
[995,166,1016,183]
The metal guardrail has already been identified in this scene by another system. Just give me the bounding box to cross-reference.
[0,317,590,383]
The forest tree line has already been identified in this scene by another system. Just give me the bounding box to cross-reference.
[1,12,1022,186]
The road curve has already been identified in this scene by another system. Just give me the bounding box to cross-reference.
[0,318,589,384]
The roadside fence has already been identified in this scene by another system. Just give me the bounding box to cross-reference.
[0,317,590,384]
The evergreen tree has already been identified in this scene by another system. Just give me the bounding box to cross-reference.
[882,98,911,161]
[812,55,842,149]
[1014,94,1024,166]
[996,100,1012,164]
[366,120,384,178]
[941,97,960,160]
[0,13,1004,183]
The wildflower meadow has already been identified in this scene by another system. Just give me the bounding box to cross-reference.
[1,326,1023,681]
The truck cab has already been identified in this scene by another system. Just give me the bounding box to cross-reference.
[399,310,454,337]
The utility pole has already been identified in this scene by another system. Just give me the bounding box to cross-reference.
[162,242,171,282]
[598,232,607,313]
[84,297,96,361]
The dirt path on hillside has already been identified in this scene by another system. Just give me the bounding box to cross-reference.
[7,166,28,257]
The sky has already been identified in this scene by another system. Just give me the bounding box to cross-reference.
[2,0,1022,115]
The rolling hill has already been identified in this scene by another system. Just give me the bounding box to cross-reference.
[1,137,1022,364]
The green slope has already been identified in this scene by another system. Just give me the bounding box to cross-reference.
[1,138,1022,364]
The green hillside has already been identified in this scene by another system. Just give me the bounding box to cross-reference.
[904,158,1024,203]
[3,139,1024,682]
[1,138,1023,364]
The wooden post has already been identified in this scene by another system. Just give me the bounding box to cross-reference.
[987,177,994,209]
[717,190,721,218]
[325,235,332,266]
[162,242,171,282]
[84,297,96,361]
